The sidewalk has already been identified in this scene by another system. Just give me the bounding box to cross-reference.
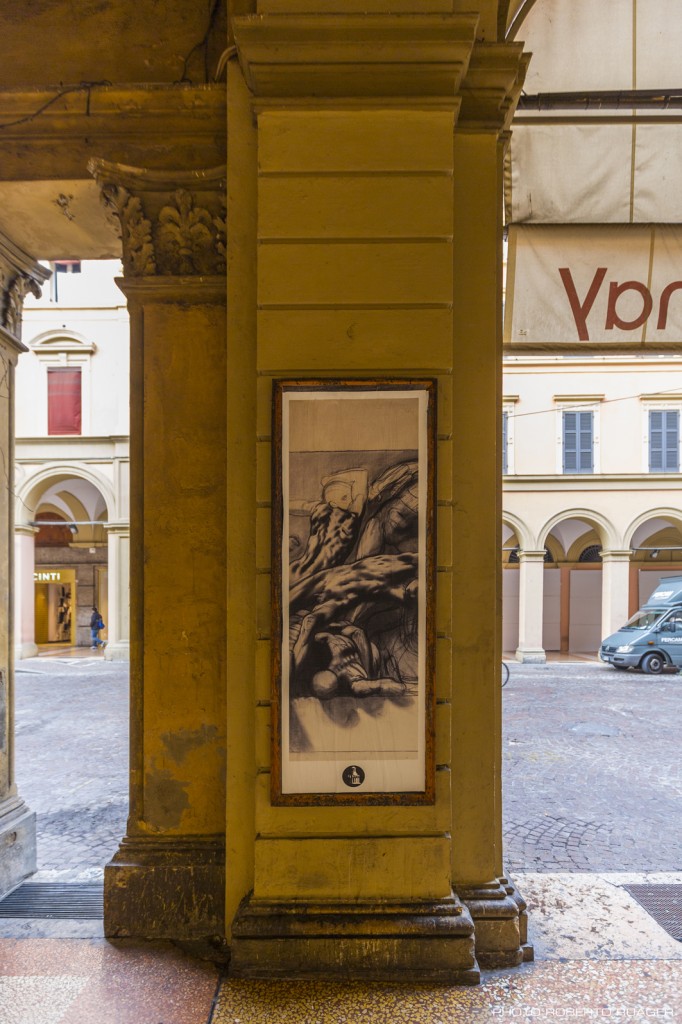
[2,872,681,1022]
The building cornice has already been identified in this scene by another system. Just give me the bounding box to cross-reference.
[505,473,682,490]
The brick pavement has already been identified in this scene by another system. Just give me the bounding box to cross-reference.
[11,655,682,880]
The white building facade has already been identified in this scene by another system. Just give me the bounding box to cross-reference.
[14,260,130,660]
[503,354,682,660]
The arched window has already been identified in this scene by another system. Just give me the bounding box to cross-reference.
[578,544,602,563]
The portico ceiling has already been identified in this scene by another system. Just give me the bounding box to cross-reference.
[0,180,120,261]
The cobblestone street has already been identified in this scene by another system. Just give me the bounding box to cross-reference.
[14,654,128,881]
[11,655,682,879]
[503,661,682,872]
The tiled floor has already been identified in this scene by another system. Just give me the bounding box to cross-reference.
[2,873,681,1023]
[0,938,220,1024]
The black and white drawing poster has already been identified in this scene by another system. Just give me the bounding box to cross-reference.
[272,380,436,803]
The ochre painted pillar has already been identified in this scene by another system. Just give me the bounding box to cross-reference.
[449,128,530,966]
[14,525,38,661]
[515,550,547,663]
[90,161,228,941]
[103,525,130,662]
[226,11,530,980]
[0,234,48,896]
[600,550,631,638]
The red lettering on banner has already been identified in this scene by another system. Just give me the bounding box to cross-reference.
[558,267,607,341]
[605,280,653,331]
[657,281,682,330]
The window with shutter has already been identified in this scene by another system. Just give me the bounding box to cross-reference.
[47,368,82,435]
[649,409,679,472]
[563,409,593,474]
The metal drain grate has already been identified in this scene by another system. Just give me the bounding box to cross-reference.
[623,884,682,941]
[0,883,103,920]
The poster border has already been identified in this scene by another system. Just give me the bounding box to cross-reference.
[270,378,437,807]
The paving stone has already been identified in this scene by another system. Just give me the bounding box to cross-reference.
[503,662,681,872]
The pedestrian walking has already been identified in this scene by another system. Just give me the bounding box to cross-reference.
[90,606,106,650]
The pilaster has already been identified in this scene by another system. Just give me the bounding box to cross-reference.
[89,160,227,939]
[515,549,547,663]
[14,525,38,661]
[0,233,48,896]
[227,11,529,981]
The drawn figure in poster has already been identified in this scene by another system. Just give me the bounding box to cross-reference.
[287,443,421,753]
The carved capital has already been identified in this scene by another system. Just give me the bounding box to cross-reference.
[88,160,226,278]
[0,232,50,349]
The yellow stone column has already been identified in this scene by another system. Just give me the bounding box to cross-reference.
[89,161,228,942]
[226,11,530,980]
[0,234,48,896]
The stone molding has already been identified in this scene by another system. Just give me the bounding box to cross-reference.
[232,13,478,108]
[457,876,534,968]
[115,276,226,306]
[88,160,226,279]
[230,891,479,983]
[459,44,530,130]
[0,231,50,349]
[0,85,226,181]
[600,549,634,562]
[231,14,528,129]
[104,833,226,941]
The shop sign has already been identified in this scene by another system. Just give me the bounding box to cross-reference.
[505,225,682,347]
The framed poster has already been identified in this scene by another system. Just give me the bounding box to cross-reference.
[271,379,436,805]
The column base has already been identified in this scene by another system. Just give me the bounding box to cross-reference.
[103,641,130,662]
[15,642,38,660]
[0,798,36,898]
[515,647,546,664]
[230,893,479,984]
[104,833,225,941]
[458,877,534,968]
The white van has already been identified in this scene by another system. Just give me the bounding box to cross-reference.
[599,576,682,674]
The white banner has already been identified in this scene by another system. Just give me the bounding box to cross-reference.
[505,225,682,347]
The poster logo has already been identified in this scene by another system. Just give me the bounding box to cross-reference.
[342,765,365,788]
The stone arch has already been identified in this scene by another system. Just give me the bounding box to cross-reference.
[624,508,682,552]
[502,510,534,551]
[16,463,115,525]
[538,507,619,551]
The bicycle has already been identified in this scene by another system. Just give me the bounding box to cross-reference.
[502,661,510,687]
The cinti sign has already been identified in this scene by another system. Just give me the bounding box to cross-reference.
[505,224,682,347]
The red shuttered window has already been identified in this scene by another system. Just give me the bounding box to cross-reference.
[47,368,82,435]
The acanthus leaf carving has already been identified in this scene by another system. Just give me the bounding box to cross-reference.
[2,274,42,338]
[155,189,216,276]
[101,183,156,277]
